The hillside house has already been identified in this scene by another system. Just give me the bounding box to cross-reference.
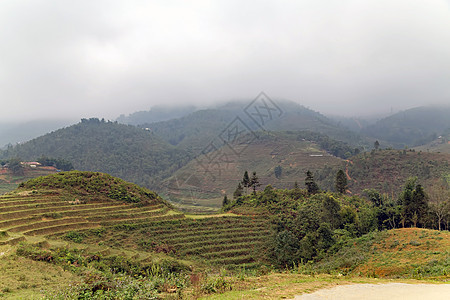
[21,161,42,168]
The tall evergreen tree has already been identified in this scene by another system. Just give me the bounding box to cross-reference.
[250,171,261,194]
[410,184,428,227]
[335,169,347,194]
[305,170,319,194]
[233,182,243,199]
[242,171,250,194]
[222,194,230,207]
[399,178,429,227]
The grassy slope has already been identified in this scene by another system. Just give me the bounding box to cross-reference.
[346,150,450,195]
[315,228,449,279]
[163,143,450,211]
[162,132,343,210]
[0,243,81,299]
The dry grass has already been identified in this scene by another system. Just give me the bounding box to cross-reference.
[0,244,80,299]
[353,228,450,278]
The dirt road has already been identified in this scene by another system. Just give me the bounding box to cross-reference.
[293,283,450,300]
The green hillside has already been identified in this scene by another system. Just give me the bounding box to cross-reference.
[362,106,450,148]
[346,150,450,196]
[0,171,448,299]
[0,118,192,190]
[143,100,367,154]
[223,184,449,277]
[116,105,197,126]
[161,131,345,210]
[0,172,273,298]
[0,101,366,201]
[162,134,450,210]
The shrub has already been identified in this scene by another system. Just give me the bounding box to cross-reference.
[65,231,86,243]
[201,276,231,294]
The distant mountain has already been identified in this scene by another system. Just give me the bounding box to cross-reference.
[361,106,450,148]
[116,105,197,126]
[0,119,75,148]
[0,118,191,189]
[142,100,368,155]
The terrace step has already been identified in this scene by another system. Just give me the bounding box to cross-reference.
[152,224,270,240]
[0,197,61,207]
[200,249,253,259]
[180,242,260,256]
[87,207,167,222]
[7,217,88,232]
[171,235,266,249]
[0,216,42,229]
[23,222,101,236]
[102,214,185,227]
[0,203,126,220]
[168,231,270,246]
[209,254,255,265]
[0,201,81,213]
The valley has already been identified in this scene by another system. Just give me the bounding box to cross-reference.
[0,103,448,299]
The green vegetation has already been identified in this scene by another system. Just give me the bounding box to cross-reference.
[19,171,164,205]
[0,155,448,298]
[344,150,450,196]
[224,178,449,268]
[0,118,192,190]
[80,215,273,268]
[15,242,189,299]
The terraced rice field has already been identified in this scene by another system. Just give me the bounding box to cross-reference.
[0,193,183,243]
[81,215,274,268]
[0,193,273,268]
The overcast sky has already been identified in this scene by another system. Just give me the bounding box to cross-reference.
[1,0,449,122]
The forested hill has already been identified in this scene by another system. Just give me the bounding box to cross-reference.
[0,118,191,189]
[362,106,450,148]
[116,105,197,126]
[140,100,367,154]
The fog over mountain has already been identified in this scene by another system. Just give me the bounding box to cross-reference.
[1,0,449,122]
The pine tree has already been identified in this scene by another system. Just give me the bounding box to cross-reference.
[233,182,243,199]
[335,169,347,194]
[242,171,250,194]
[250,171,261,194]
[305,170,319,194]
[222,194,230,207]
[410,184,428,227]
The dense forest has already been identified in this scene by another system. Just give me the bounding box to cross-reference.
[0,118,192,189]
[225,172,449,267]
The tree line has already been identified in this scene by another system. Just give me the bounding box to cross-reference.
[223,171,449,267]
